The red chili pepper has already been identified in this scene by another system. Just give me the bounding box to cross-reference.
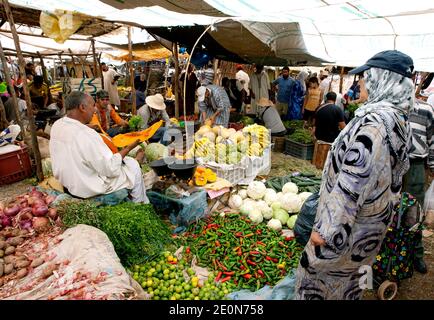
[272,258,278,263]
[216,260,227,271]
[242,274,252,279]
[237,248,243,256]
[185,247,191,254]
[250,251,260,255]
[244,233,254,238]
[265,256,272,261]
[215,240,221,247]
[223,271,235,276]
[257,270,265,277]
[256,241,266,246]
[235,232,243,238]
[240,265,246,270]
[169,261,177,265]
[220,276,231,283]
[284,236,294,241]
[246,259,257,266]
[256,229,262,235]
[215,271,223,282]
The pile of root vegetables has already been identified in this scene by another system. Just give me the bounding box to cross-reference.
[0,188,60,233]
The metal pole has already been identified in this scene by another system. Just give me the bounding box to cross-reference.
[3,0,43,181]
[173,42,179,118]
[128,26,136,115]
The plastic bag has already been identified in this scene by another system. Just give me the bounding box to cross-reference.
[293,192,319,246]
[228,273,297,300]
[40,10,84,44]
[0,124,20,146]
[424,181,434,227]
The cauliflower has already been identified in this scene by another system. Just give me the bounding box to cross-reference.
[264,189,277,205]
[282,182,298,194]
[248,209,263,224]
[267,218,282,231]
[247,181,267,200]
[228,195,243,210]
[238,189,248,199]
[280,193,303,213]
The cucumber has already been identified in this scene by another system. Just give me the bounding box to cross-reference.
[300,172,316,178]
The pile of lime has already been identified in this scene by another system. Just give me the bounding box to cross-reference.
[129,251,235,300]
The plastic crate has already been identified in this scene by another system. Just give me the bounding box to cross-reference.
[271,136,285,152]
[284,138,314,160]
[196,157,248,185]
[0,145,33,186]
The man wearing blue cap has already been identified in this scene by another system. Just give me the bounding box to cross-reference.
[295,50,415,300]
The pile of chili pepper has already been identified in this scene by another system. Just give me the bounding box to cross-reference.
[176,212,303,291]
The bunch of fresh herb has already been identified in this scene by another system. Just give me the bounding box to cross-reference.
[287,128,314,144]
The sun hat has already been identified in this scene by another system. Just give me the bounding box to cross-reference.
[349,50,414,78]
[257,97,274,107]
[95,90,109,99]
[146,93,166,110]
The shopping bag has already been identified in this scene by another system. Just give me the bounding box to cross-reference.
[423,181,434,227]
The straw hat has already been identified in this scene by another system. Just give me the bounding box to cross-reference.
[146,94,166,110]
[257,97,274,107]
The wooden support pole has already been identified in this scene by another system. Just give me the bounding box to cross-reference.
[91,39,98,78]
[128,26,136,115]
[339,66,345,94]
[173,42,179,118]
[0,39,25,136]
[3,0,43,181]
[0,93,9,131]
[97,52,103,89]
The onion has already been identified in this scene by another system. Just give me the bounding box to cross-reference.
[0,201,5,211]
[29,188,44,198]
[32,205,48,217]
[47,208,58,220]
[19,199,29,209]
[45,195,56,205]
[20,220,32,230]
[4,205,20,216]
[32,217,49,233]
[19,208,33,221]
[1,215,12,227]
[32,199,46,208]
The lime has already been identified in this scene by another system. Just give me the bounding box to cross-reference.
[192,288,200,296]
[155,265,162,272]
[146,271,153,277]
[141,281,147,288]
[170,296,177,300]
[175,286,182,293]
[169,265,176,271]
[153,295,160,300]
[194,296,200,300]
[163,274,169,280]
[146,280,153,287]
[175,293,181,300]
[163,269,170,275]
[169,272,176,279]
[187,268,195,276]
[140,266,146,273]
[184,284,191,291]
[150,261,157,267]
[133,273,139,280]
[134,265,140,272]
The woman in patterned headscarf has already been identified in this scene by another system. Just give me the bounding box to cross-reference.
[295,50,415,300]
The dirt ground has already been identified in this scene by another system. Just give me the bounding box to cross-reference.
[1,153,433,300]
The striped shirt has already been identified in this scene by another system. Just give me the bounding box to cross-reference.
[408,99,434,171]
[198,85,230,128]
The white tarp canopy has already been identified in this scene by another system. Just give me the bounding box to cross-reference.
[8,0,434,71]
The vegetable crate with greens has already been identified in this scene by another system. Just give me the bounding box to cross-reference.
[176,212,303,291]
[58,201,173,266]
[284,128,314,160]
[128,251,236,300]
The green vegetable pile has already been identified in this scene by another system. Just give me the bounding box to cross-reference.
[283,120,304,131]
[128,115,144,131]
[58,201,173,266]
[240,116,255,126]
[176,212,303,291]
[287,128,314,145]
[129,251,236,300]
[266,172,322,193]
[347,103,360,120]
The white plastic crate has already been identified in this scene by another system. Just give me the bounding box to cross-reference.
[242,147,272,184]
[196,156,248,185]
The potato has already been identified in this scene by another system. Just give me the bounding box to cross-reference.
[19,230,29,237]
[0,249,4,258]
[30,257,45,268]
[4,263,14,274]
[16,268,28,279]
[4,255,15,264]
[4,246,15,255]
[42,264,58,278]
[0,263,3,277]
[0,240,6,250]
[6,237,24,247]
[15,259,30,269]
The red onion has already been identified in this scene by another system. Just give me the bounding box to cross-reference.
[29,188,44,198]
[32,217,49,233]
[4,205,20,216]
[32,199,46,207]
[19,208,33,221]
[32,205,48,217]
[20,220,32,230]
[1,215,12,227]
[47,208,58,220]
[45,195,56,205]
[19,199,29,209]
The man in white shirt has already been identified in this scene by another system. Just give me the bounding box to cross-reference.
[101,63,121,107]
[49,91,149,203]
[235,64,250,95]
[249,64,270,115]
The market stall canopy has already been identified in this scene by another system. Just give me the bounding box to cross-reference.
[7,0,434,71]
[100,40,171,62]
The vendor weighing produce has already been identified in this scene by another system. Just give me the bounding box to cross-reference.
[49,91,149,203]
[137,93,176,144]
[88,90,128,137]
[197,85,230,128]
